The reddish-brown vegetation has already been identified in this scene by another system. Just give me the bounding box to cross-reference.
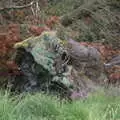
[46,16,59,29]
[80,42,120,83]
[29,25,50,36]
[0,16,59,76]
[0,24,21,74]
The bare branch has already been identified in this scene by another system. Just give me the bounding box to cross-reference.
[0,1,35,11]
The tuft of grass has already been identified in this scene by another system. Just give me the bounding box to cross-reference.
[0,91,119,120]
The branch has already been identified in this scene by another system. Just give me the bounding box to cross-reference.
[0,1,35,11]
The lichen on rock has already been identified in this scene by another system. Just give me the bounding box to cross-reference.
[9,31,107,99]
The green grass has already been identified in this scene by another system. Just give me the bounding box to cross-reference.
[45,0,80,16]
[45,0,120,49]
[0,91,119,120]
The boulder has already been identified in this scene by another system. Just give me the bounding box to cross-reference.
[9,31,107,99]
[67,39,106,82]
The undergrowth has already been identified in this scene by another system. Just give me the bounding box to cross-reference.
[0,91,119,120]
[47,0,120,49]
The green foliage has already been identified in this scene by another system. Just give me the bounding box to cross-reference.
[46,0,81,16]
[47,0,120,48]
[0,91,119,120]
